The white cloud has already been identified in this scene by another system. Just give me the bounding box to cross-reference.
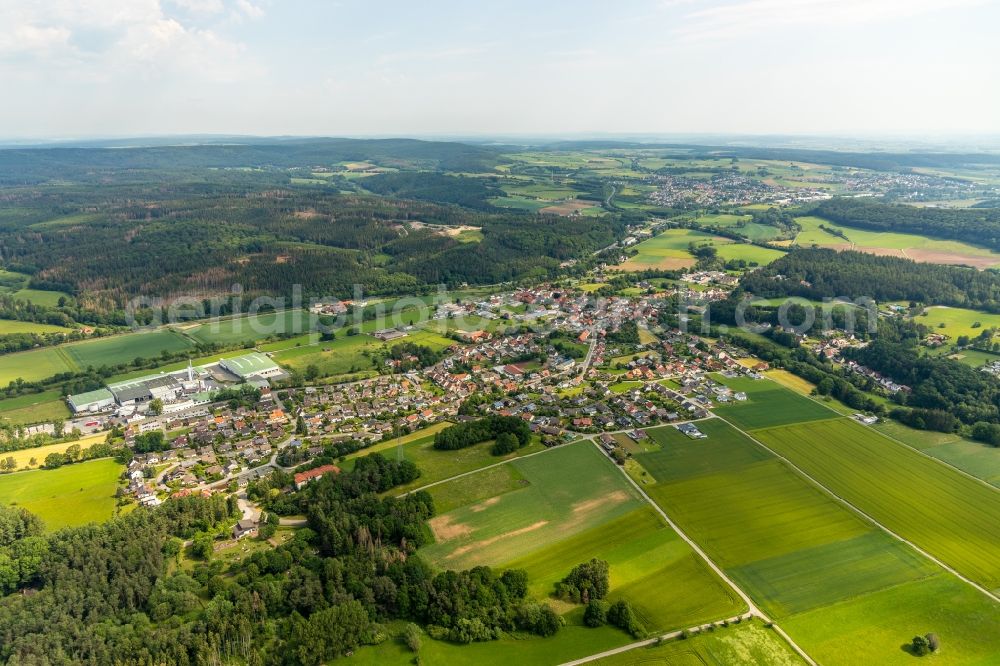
[168,0,226,15]
[0,0,259,81]
[673,0,987,41]
[0,22,71,55]
[233,0,263,19]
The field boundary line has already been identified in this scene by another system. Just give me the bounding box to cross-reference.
[865,423,1000,494]
[590,439,818,666]
[559,614,774,666]
[767,373,1000,494]
[395,439,580,497]
[716,413,1000,606]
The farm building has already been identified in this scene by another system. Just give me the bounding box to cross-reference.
[373,328,408,342]
[67,388,116,413]
[219,352,282,380]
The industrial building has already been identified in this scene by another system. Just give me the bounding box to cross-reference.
[219,352,283,380]
[66,353,281,415]
[67,388,116,413]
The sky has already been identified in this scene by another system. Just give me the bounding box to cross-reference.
[1,0,998,139]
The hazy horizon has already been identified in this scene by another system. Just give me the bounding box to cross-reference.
[2,0,998,138]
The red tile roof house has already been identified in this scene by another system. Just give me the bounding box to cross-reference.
[294,464,341,490]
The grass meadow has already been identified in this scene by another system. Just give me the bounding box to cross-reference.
[63,329,194,369]
[783,574,1000,666]
[0,328,196,384]
[0,458,122,529]
[913,305,1000,347]
[419,442,644,570]
[343,429,546,497]
[0,389,70,426]
[591,620,805,666]
[711,376,838,430]
[0,319,74,335]
[503,507,744,632]
[612,229,725,271]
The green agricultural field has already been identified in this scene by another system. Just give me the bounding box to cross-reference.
[425,464,528,514]
[642,419,773,482]
[592,620,805,666]
[488,195,548,212]
[397,328,455,351]
[614,229,731,271]
[344,430,545,497]
[63,329,194,369]
[634,417,1000,663]
[712,376,837,429]
[504,507,744,633]
[10,288,72,307]
[728,531,938,617]
[419,442,644,570]
[501,182,581,200]
[0,390,70,426]
[271,334,382,377]
[783,574,1000,666]
[269,325,454,379]
[0,319,73,335]
[0,346,75,384]
[643,458,870,568]
[0,269,29,291]
[752,418,1000,590]
[873,420,1000,487]
[693,213,752,227]
[691,214,786,244]
[713,242,786,265]
[184,309,315,345]
[0,458,122,529]
[872,420,965,450]
[793,215,1000,269]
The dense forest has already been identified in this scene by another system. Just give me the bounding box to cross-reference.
[739,249,1000,311]
[0,453,565,665]
[813,198,1000,251]
[0,178,625,312]
[0,138,504,186]
[360,172,503,210]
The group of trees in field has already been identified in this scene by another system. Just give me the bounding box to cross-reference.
[433,415,532,454]
[553,558,644,638]
[607,320,640,345]
[386,341,445,370]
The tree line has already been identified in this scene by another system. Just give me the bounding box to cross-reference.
[814,198,1000,253]
[433,415,532,453]
[740,248,1000,312]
